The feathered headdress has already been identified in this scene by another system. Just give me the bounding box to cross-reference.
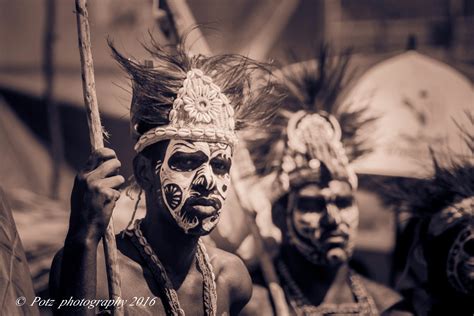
[248,46,375,199]
[388,161,474,224]
[110,36,279,232]
[109,36,277,153]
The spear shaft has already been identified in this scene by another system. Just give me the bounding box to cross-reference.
[75,1,123,314]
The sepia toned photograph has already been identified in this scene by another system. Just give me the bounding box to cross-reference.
[0,0,473,315]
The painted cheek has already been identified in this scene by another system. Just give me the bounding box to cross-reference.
[293,211,321,237]
[160,164,196,213]
[216,174,231,199]
[163,183,183,210]
[341,206,359,228]
[154,160,163,175]
[161,166,194,191]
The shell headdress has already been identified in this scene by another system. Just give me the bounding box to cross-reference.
[109,36,277,153]
[134,68,238,152]
[248,46,375,199]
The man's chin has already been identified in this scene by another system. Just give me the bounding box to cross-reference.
[185,226,210,236]
[184,218,219,236]
[179,211,221,236]
[298,243,349,266]
[325,248,348,265]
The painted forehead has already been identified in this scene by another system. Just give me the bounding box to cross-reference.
[167,139,232,156]
[297,180,353,196]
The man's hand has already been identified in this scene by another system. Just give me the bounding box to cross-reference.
[68,148,124,245]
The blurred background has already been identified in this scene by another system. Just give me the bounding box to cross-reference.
[0,0,473,312]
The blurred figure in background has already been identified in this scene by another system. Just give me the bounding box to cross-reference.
[242,48,412,315]
[385,119,474,316]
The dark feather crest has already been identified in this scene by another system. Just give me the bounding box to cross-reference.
[248,45,376,176]
[383,116,474,218]
[108,35,278,139]
[386,162,474,218]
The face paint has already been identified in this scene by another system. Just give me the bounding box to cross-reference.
[429,197,474,296]
[447,224,474,295]
[287,180,358,266]
[157,139,232,234]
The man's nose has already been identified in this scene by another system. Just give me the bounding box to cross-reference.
[320,203,341,227]
[192,164,216,193]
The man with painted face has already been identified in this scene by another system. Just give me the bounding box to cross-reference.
[243,49,411,316]
[49,39,275,315]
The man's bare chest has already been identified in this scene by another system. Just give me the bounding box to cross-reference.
[97,253,230,315]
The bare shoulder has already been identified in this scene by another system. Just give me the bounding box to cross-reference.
[206,245,253,311]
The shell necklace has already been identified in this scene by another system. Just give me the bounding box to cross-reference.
[277,260,378,316]
[126,219,217,316]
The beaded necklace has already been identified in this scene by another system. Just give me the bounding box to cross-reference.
[125,219,217,316]
[277,260,378,316]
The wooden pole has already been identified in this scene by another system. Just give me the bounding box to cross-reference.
[75,1,123,314]
[157,0,211,55]
[43,0,64,199]
[238,0,299,61]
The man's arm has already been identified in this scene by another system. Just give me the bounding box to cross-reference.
[50,238,100,315]
[49,148,124,315]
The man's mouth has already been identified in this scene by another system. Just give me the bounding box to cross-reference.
[320,230,348,245]
[187,197,222,216]
[192,205,217,215]
[324,235,347,245]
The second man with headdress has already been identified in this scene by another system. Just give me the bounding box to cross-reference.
[242,47,412,316]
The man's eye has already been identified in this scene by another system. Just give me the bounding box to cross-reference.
[335,197,354,209]
[210,159,230,175]
[174,159,197,171]
[168,154,204,171]
[296,197,325,212]
[182,159,194,167]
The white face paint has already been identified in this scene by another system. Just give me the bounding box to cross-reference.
[446,223,474,295]
[428,197,474,296]
[287,180,358,266]
[157,139,232,234]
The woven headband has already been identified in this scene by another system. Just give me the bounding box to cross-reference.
[134,68,238,153]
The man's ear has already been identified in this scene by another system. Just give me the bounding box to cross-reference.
[133,154,154,191]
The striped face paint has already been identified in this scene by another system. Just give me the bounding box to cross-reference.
[287,180,358,266]
[429,197,474,296]
[156,139,232,234]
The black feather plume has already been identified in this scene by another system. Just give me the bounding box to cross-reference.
[248,45,376,176]
[383,115,474,218]
[108,35,278,140]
